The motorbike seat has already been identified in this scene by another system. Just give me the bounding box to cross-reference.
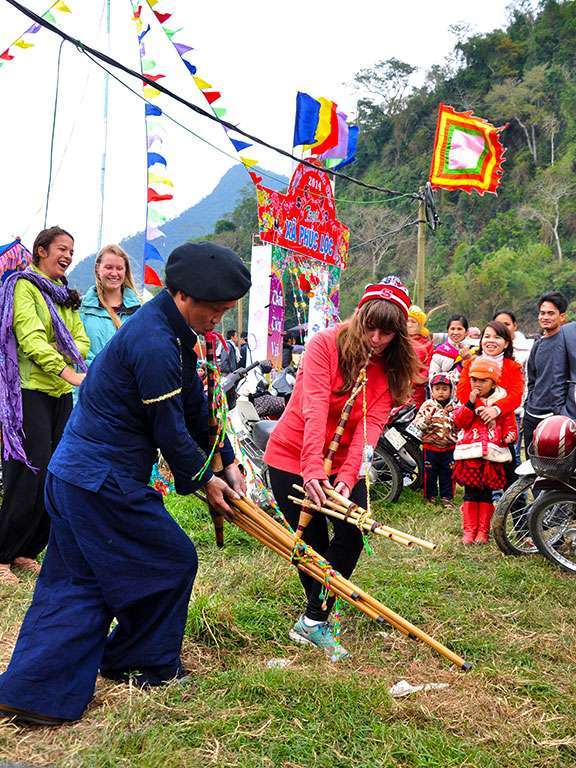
[252,420,276,451]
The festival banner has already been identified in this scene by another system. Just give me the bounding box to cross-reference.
[0,2,72,70]
[256,160,349,269]
[429,103,506,196]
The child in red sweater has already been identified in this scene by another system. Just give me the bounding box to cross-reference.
[453,358,517,544]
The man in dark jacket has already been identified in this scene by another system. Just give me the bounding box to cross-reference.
[524,291,568,452]
[0,242,251,725]
[562,321,576,421]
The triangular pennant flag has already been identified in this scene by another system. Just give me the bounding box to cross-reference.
[143,85,161,99]
[26,23,41,33]
[135,18,143,34]
[203,91,221,105]
[241,157,258,169]
[193,76,212,90]
[230,138,252,152]
[181,60,196,76]
[149,172,174,187]
[142,58,156,70]
[174,43,193,56]
[165,27,183,39]
[146,225,165,240]
[138,24,151,42]
[144,265,163,286]
[148,0,159,6]
[249,171,263,185]
[0,50,14,61]
[144,241,164,263]
[145,104,162,117]
[147,134,163,149]
[14,40,34,49]
[154,11,172,24]
[43,11,56,22]
[133,4,142,18]
[145,73,165,82]
[148,209,168,225]
[213,107,227,119]
[54,1,72,11]
[148,187,173,203]
[147,152,167,167]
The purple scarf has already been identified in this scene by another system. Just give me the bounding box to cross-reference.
[0,268,87,469]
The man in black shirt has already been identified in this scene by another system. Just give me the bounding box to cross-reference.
[524,291,568,453]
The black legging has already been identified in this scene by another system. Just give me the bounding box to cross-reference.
[268,466,367,621]
[0,389,72,563]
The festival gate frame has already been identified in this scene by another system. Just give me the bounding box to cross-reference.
[247,159,349,368]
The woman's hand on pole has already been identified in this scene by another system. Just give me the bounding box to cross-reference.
[334,481,351,499]
[304,478,332,507]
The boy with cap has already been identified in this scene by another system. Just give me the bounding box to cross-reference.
[453,358,517,544]
[413,373,458,509]
[0,242,251,725]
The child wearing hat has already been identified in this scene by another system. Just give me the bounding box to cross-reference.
[407,305,434,408]
[453,358,517,544]
[413,373,458,509]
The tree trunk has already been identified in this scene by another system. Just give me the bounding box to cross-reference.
[550,131,555,166]
[552,204,562,262]
[515,116,537,165]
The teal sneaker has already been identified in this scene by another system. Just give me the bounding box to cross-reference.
[288,616,349,662]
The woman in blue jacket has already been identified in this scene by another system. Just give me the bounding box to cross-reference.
[80,244,141,365]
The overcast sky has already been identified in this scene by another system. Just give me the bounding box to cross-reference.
[0,0,510,265]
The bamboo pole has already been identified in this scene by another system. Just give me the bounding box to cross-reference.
[287,495,414,548]
[197,492,470,670]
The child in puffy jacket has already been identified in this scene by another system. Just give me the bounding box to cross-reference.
[453,358,517,544]
[413,373,458,509]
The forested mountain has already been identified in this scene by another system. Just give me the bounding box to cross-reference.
[207,0,576,332]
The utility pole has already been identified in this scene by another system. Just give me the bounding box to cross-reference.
[237,297,243,337]
[416,188,426,309]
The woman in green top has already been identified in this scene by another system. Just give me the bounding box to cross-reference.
[0,227,89,584]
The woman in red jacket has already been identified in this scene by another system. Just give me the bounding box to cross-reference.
[457,321,524,485]
[264,277,418,661]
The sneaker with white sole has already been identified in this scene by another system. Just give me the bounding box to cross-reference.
[289,616,349,662]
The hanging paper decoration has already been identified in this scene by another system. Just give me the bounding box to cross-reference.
[0,1,72,71]
[132,2,177,288]
[143,0,262,184]
[429,103,507,196]
[0,238,31,284]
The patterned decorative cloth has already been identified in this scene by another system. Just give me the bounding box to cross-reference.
[0,268,87,468]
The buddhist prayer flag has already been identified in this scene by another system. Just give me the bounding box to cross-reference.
[293,92,321,146]
[429,103,506,196]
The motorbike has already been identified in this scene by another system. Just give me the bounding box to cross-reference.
[492,450,576,572]
[374,404,424,502]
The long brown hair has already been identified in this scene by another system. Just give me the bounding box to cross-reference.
[94,244,140,329]
[336,300,419,404]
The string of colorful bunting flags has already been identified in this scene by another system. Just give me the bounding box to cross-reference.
[0,1,71,68]
[293,91,359,171]
[143,0,263,186]
[131,1,174,288]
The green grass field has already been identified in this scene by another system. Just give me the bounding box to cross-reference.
[1,490,575,767]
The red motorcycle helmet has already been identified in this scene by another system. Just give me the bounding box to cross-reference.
[532,415,576,459]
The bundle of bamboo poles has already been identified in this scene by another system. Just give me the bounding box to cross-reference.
[197,490,470,671]
[290,485,436,551]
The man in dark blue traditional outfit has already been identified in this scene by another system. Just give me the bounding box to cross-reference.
[0,242,251,725]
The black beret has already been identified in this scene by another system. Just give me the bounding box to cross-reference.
[165,242,251,301]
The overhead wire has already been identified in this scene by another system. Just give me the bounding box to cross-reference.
[81,49,414,209]
[6,0,421,201]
